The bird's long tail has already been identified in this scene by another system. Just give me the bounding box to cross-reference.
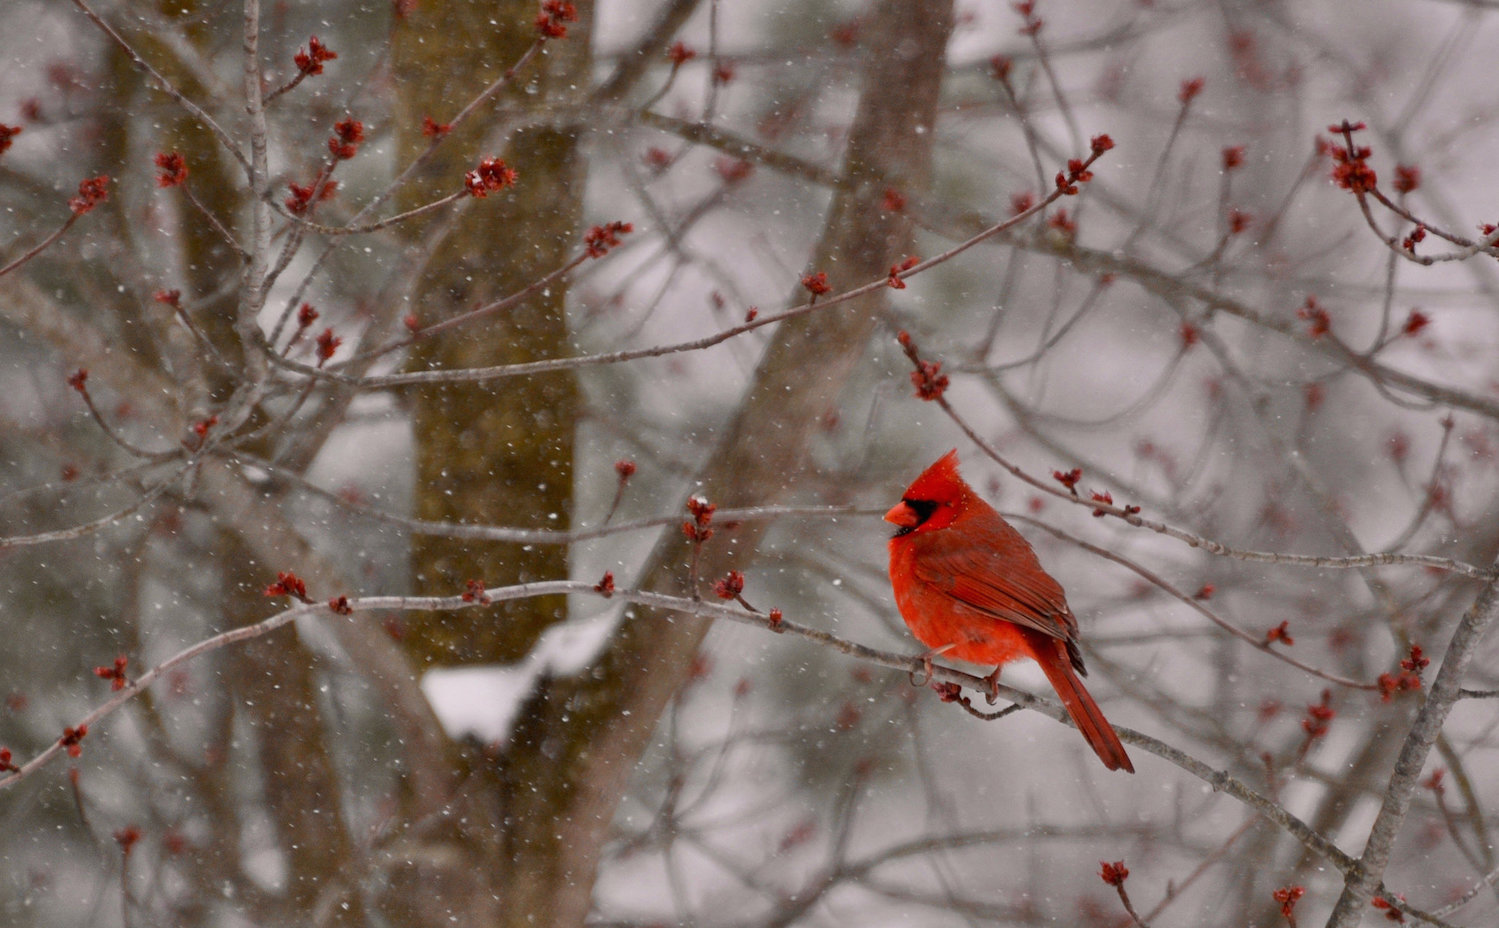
[1032,639,1134,773]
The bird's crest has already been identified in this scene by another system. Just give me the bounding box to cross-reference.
[901,448,967,503]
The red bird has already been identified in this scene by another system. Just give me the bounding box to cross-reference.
[886,450,1134,773]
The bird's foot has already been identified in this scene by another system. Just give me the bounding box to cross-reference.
[983,667,1003,705]
[908,644,956,688]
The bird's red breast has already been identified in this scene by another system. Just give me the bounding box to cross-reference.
[885,450,1077,669]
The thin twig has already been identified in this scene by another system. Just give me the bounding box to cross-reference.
[272,147,1105,390]
[1324,556,1499,926]
[0,463,191,549]
[908,354,1490,581]
[1012,515,1375,690]
[68,0,249,175]
[0,214,80,279]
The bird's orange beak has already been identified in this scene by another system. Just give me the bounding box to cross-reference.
[884,501,920,528]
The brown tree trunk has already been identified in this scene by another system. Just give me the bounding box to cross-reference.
[494,2,956,924]
[389,2,591,925]
[394,2,588,668]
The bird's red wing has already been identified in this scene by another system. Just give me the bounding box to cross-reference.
[909,542,1076,641]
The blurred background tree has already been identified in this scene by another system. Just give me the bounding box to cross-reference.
[2,1,1498,927]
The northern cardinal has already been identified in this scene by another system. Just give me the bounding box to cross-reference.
[886,449,1134,773]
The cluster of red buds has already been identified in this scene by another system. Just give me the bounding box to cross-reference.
[328,118,365,160]
[1301,689,1334,740]
[94,656,129,691]
[1273,885,1305,922]
[155,151,188,187]
[584,221,633,258]
[1377,644,1428,702]
[1328,121,1376,193]
[264,571,311,602]
[800,271,831,299]
[594,571,615,597]
[1099,860,1129,886]
[1297,296,1331,338]
[465,158,518,198]
[536,1,578,39]
[294,36,337,76]
[69,175,110,215]
[896,331,949,401]
[683,496,716,543]
[285,179,337,215]
[887,255,919,290]
[461,579,491,604]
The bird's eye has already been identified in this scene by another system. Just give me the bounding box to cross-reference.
[904,498,938,526]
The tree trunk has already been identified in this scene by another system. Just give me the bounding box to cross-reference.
[495,2,956,924]
[390,2,591,925]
